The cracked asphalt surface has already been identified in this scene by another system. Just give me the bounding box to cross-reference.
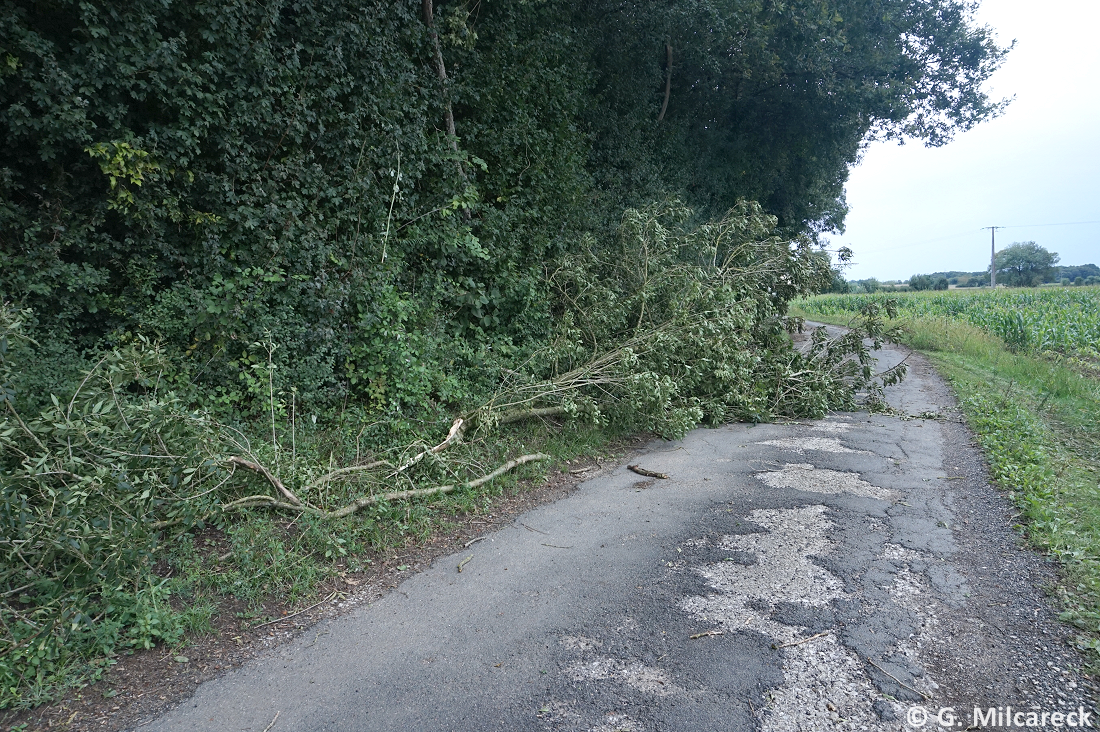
[140,341,1098,731]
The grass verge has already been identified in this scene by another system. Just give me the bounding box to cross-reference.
[792,306,1100,663]
[0,415,634,729]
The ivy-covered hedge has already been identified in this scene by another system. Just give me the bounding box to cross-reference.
[2,0,1006,420]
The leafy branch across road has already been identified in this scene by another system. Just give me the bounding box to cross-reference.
[1,203,904,708]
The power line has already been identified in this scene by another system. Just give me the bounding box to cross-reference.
[1002,219,1100,229]
[839,218,1100,256]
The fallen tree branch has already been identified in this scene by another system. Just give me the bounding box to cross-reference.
[629,464,668,479]
[253,591,337,628]
[222,453,551,520]
[391,406,563,479]
[690,629,723,640]
[326,452,550,519]
[496,406,568,425]
[221,494,319,514]
[314,460,392,487]
[865,658,932,701]
[772,631,829,649]
[394,417,466,475]
[262,711,281,732]
[228,456,301,506]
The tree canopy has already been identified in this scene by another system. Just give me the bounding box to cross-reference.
[994,242,1060,287]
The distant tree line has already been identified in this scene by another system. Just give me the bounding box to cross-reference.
[831,243,1098,293]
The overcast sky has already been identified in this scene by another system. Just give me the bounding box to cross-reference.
[832,0,1100,281]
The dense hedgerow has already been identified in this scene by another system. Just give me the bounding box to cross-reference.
[1,0,1006,419]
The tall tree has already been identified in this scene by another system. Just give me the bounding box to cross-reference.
[574,0,1011,233]
[1,0,1011,410]
[993,242,1060,287]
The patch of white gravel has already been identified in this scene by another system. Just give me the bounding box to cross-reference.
[587,713,641,732]
[680,505,918,731]
[881,545,942,699]
[560,634,602,652]
[756,463,898,501]
[766,633,894,732]
[681,505,846,644]
[811,420,857,433]
[565,656,683,697]
[754,437,870,454]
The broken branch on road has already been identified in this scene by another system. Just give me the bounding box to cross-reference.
[772,631,829,649]
[689,629,724,639]
[628,465,669,479]
[227,453,551,520]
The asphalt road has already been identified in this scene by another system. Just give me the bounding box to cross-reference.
[141,341,1097,731]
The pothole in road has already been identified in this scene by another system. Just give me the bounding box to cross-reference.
[679,504,932,731]
[754,436,871,454]
[756,463,898,501]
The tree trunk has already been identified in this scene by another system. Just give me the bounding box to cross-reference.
[657,42,672,122]
[423,0,466,180]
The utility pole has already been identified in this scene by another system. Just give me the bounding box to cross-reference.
[982,226,1003,287]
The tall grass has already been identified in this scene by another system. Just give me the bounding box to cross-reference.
[905,319,1100,647]
[797,287,1100,363]
[792,301,1100,666]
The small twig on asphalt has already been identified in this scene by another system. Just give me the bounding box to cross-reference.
[541,543,573,549]
[253,592,337,629]
[866,659,932,701]
[464,536,487,548]
[457,555,473,573]
[689,629,724,640]
[629,465,669,479]
[519,522,548,534]
[262,711,281,732]
[772,631,829,649]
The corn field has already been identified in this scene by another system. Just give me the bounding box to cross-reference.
[798,287,1100,360]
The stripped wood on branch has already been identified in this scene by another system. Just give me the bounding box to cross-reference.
[226,452,550,520]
